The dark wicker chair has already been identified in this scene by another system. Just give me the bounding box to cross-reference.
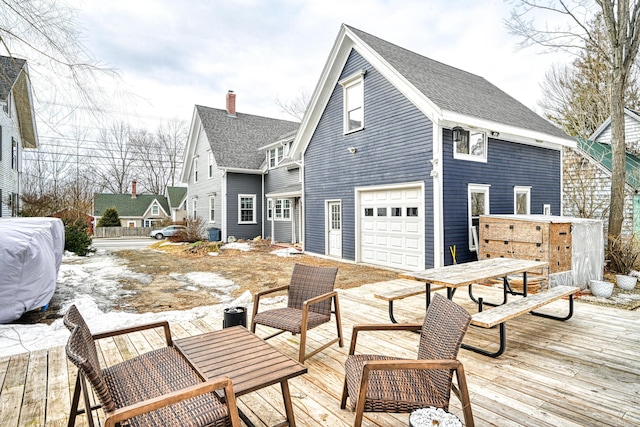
[340,293,474,427]
[251,263,343,364]
[63,305,241,427]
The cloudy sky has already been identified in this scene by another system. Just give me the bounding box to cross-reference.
[64,0,569,129]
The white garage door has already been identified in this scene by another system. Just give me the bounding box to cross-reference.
[358,186,424,271]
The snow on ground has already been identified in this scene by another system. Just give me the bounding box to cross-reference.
[0,250,252,358]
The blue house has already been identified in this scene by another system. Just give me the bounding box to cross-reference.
[290,25,575,271]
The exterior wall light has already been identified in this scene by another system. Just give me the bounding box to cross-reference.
[348,147,357,154]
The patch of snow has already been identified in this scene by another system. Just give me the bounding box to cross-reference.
[0,251,249,358]
[271,248,302,257]
[221,242,251,252]
[208,252,219,256]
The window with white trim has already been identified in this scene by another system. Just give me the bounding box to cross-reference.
[267,199,273,220]
[514,186,531,215]
[238,195,256,223]
[274,199,291,220]
[151,204,159,215]
[208,151,213,179]
[193,157,199,183]
[453,127,487,162]
[11,137,17,170]
[339,70,365,133]
[192,199,197,219]
[209,196,215,222]
[268,146,285,169]
[468,184,490,251]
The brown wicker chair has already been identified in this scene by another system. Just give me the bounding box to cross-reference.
[340,293,474,427]
[251,263,343,364]
[63,305,241,427]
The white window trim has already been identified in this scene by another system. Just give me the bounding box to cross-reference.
[274,198,292,221]
[339,70,365,134]
[191,199,197,219]
[238,194,257,224]
[193,157,199,183]
[453,128,488,163]
[209,195,215,222]
[514,186,531,215]
[151,204,159,216]
[543,204,552,215]
[468,184,490,251]
[267,199,273,220]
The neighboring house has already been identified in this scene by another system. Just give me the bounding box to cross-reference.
[260,130,303,245]
[181,91,299,241]
[166,186,188,223]
[0,56,38,217]
[563,108,640,236]
[288,24,575,271]
[93,181,170,227]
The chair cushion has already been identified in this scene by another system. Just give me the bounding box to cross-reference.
[104,347,231,427]
[253,307,330,333]
[344,354,451,413]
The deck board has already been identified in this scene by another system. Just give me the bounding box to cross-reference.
[1,284,640,426]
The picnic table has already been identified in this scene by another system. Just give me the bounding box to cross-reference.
[392,258,579,357]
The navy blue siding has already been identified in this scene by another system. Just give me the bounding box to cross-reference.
[226,173,263,240]
[442,130,562,264]
[305,49,435,267]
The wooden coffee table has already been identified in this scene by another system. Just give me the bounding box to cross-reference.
[174,326,308,427]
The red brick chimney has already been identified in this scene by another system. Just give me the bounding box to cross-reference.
[131,180,137,198]
[226,90,236,116]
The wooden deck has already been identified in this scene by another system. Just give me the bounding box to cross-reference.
[2,282,640,426]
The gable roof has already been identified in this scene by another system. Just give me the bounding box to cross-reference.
[589,107,640,141]
[577,137,640,189]
[93,194,170,217]
[0,56,37,148]
[292,24,573,157]
[166,186,187,209]
[194,105,299,171]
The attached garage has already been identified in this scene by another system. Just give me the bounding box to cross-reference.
[357,184,424,271]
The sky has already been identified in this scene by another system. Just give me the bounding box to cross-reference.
[59,0,570,130]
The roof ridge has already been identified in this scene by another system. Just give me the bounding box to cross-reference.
[195,104,299,124]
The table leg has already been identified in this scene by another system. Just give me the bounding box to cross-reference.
[281,380,296,427]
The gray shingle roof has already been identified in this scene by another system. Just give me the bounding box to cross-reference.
[196,105,299,170]
[347,25,567,139]
[0,56,26,102]
[93,194,170,217]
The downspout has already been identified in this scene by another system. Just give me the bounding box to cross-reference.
[433,122,444,268]
[261,174,265,240]
[221,171,227,242]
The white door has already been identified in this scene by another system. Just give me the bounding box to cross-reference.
[327,201,342,258]
[359,186,424,271]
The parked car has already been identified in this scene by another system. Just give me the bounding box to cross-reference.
[149,225,186,240]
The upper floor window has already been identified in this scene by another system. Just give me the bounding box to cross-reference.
[453,127,487,162]
[193,157,199,183]
[514,186,531,215]
[339,70,365,134]
[11,137,17,170]
[151,204,159,216]
[268,146,285,169]
[238,195,256,224]
[208,151,213,179]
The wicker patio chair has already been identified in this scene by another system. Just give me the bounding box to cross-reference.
[64,305,241,427]
[251,263,343,364]
[340,293,474,427]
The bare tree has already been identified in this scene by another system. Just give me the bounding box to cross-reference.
[96,121,136,194]
[275,88,310,121]
[507,0,640,239]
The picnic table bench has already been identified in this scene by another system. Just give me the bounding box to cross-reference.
[373,279,444,323]
[392,258,580,357]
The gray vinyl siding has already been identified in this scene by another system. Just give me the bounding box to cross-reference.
[0,98,21,217]
[264,166,300,243]
[442,130,562,265]
[226,172,262,240]
[304,49,435,267]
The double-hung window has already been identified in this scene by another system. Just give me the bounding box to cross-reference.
[339,70,365,134]
[468,184,490,251]
[274,199,291,220]
[209,196,215,222]
[267,199,273,220]
[11,137,17,170]
[208,151,213,179]
[193,157,199,183]
[151,204,159,216]
[268,146,284,169]
[514,186,531,215]
[192,199,197,219]
[453,127,487,162]
[238,195,256,224]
